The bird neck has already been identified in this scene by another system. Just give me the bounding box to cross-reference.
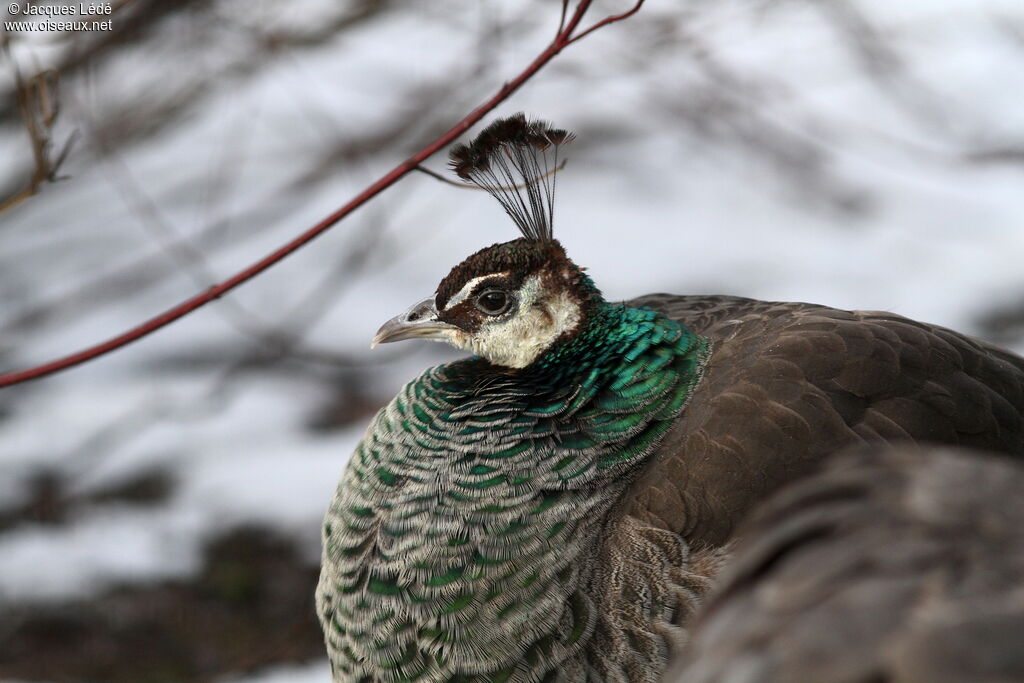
[319,304,709,681]
[527,299,678,383]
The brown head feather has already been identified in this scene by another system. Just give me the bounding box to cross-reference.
[435,238,568,310]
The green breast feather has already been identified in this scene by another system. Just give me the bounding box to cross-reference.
[317,305,708,682]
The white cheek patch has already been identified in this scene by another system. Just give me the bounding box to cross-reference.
[452,274,581,369]
[442,272,511,311]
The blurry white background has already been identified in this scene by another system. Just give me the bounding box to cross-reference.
[1,1,1023,680]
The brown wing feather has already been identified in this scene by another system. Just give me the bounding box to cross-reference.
[622,294,1024,547]
[672,444,1024,683]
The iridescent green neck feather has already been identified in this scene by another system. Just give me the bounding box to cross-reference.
[317,300,709,682]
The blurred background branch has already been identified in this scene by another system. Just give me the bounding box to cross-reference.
[0,64,74,212]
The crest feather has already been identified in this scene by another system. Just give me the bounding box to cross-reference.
[449,113,575,242]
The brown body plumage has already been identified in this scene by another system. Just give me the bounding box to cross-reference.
[672,443,1024,683]
[621,294,1024,549]
[574,294,1024,675]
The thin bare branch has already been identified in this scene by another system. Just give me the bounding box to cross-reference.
[415,164,479,188]
[0,65,75,213]
[557,0,570,40]
[566,0,645,46]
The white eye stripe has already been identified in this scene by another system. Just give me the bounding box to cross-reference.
[442,272,511,311]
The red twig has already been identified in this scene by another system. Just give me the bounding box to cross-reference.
[0,0,644,388]
[565,0,645,46]
[556,0,570,39]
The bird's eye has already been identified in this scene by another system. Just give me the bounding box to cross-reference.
[475,289,511,316]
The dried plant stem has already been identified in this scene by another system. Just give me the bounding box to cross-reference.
[0,0,645,388]
[0,67,75,213]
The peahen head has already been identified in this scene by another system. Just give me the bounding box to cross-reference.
[373,114,603,369]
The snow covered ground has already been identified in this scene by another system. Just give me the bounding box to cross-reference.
[1,0,1023,679]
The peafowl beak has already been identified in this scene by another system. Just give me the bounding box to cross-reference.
[372,297,459,348]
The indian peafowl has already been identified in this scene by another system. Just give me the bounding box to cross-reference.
[673,444,1024,683]
[316,114,1024,682]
